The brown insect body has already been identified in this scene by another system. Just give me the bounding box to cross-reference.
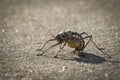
[56,31,85,50]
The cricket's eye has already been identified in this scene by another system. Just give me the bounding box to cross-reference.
[61,34,65,38]
[61,35,64,37]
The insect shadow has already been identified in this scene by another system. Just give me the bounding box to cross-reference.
[59,52,106,64]
[59,52,120,64]
[75,53,106,64]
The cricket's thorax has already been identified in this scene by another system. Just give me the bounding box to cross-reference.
[67,33,84,49]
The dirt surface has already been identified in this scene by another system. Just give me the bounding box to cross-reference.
[0,0,120,80]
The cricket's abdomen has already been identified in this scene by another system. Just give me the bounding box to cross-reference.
[67,40,84,49]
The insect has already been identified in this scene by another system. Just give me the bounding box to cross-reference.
[32,19,111,58]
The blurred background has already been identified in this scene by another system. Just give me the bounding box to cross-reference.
[0,0,120,80]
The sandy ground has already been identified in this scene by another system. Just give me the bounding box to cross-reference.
[0,0,120,80]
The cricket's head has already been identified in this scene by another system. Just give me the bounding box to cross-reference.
[55,30,72,43]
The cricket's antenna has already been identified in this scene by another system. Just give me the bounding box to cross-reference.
[31,19,56,39]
